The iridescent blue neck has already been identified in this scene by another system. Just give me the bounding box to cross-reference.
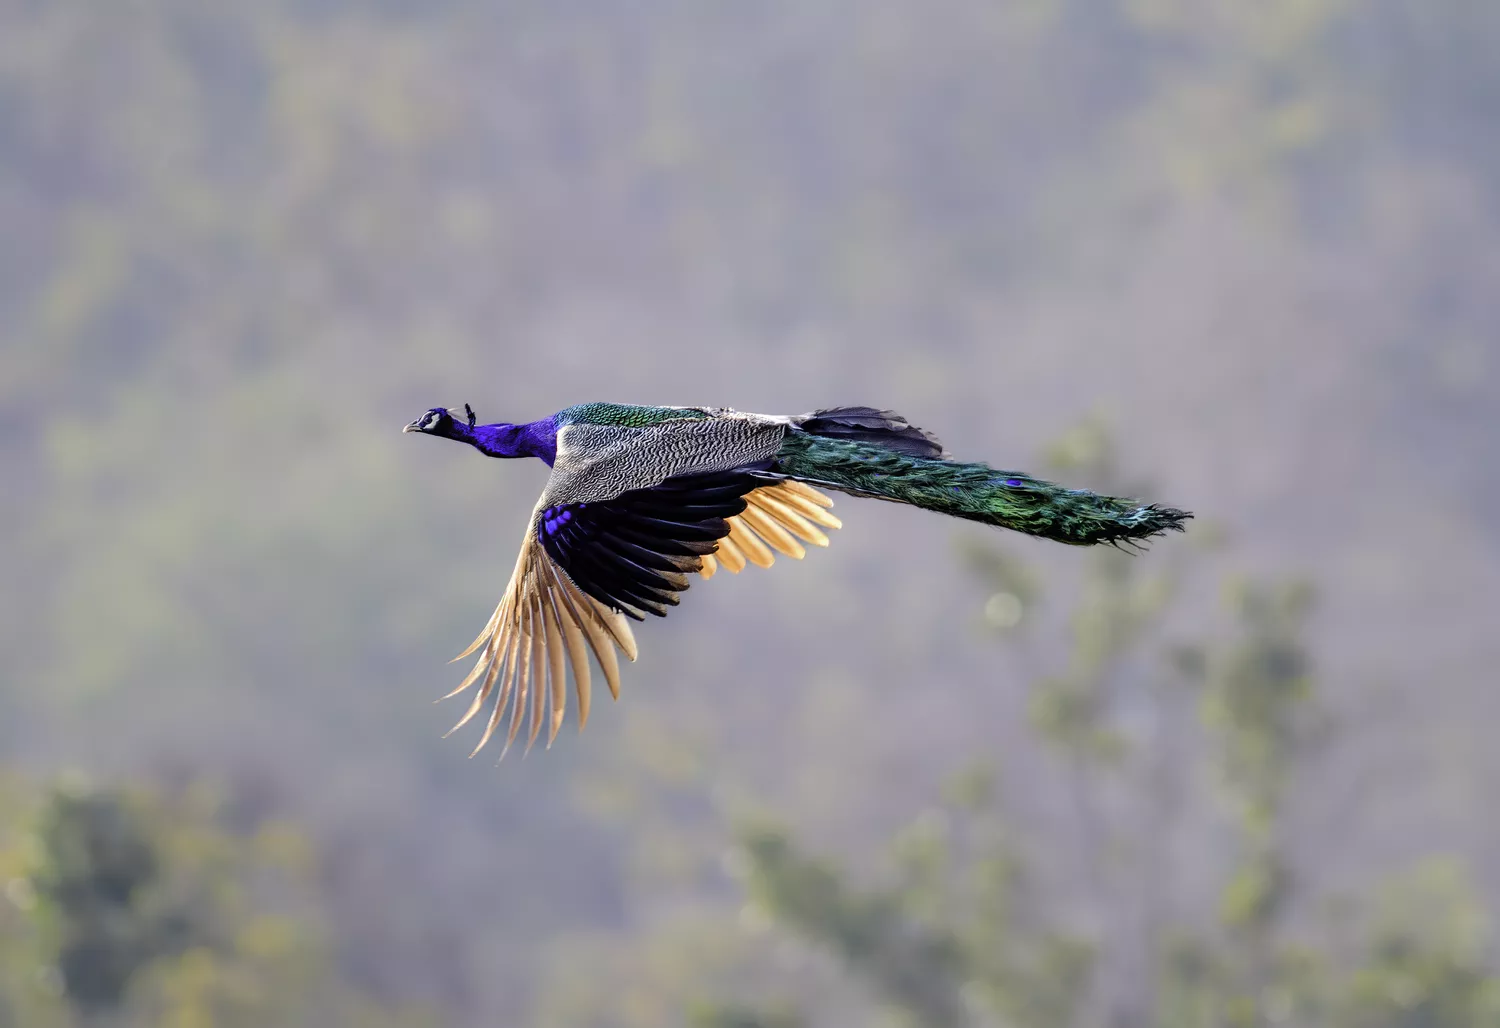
[458,417,558,465]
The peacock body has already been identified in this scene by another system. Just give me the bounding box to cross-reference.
[404,402,1190,755]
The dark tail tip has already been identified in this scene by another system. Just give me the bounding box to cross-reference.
[1141,504,1193,535]
[1104,504,1193,551]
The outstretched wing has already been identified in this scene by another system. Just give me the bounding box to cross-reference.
[443,468,842,758]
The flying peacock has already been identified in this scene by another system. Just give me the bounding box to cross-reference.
[404,402,1191,756]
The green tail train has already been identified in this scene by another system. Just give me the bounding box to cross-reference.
[775,409,1191,547]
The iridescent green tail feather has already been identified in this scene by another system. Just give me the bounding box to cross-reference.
[774,430,1191,547]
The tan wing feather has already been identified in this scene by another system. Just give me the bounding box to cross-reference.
[551,569,626,700]
[715,534,748,573]
[739,502,806,558]
[471,608,524,757]
[443,529,640,756]
[446,609,506,700]
[727,517,775,567]
[766,485,843,529]
[779,479,836,506]
[447,583,517,694]
[498,595,532,755]
[452,544,529,663]
[748,491,830,547]
[583,603,625,700]
[525,593,548,752]
[540,588,569,745]
[445,589,518,735]
[542,560,594,729]
[592,599,639,661]
[445,626,508,738]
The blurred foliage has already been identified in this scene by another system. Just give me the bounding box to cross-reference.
[1337,860,1500,1027]
[733,794,1091,1028]
[687,1002,806,1028]
[0,775,435,1028]
[3,1,1499,1025]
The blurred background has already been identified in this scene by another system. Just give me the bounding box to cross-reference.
[3,2,1499,1025]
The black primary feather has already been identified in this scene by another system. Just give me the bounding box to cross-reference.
[536,467,769,620]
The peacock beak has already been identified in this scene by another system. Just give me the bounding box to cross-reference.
[402,421,420,433]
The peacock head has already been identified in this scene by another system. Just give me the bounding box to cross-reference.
[403,404,476,438]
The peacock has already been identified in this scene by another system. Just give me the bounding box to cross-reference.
[404,402,1190,756]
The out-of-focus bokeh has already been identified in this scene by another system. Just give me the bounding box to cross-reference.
[3,2,1499,1025]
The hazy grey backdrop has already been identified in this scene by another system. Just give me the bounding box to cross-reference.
[3,3,1499,1026]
